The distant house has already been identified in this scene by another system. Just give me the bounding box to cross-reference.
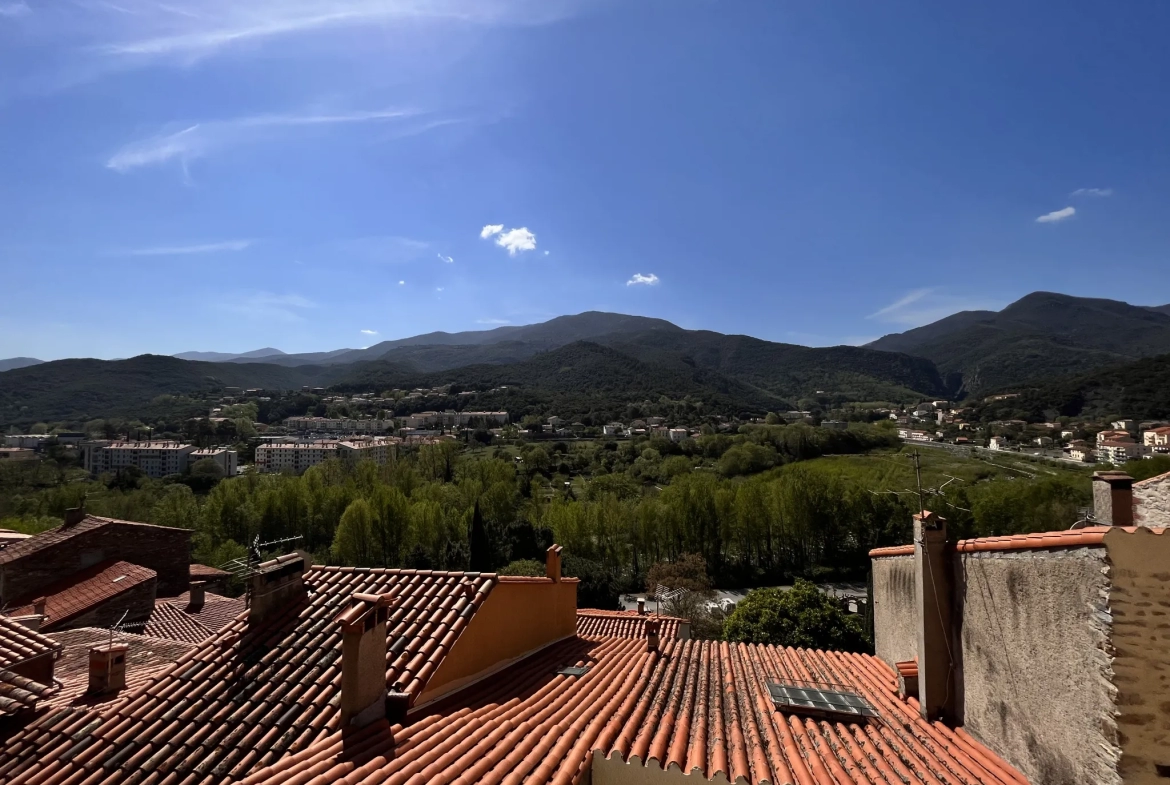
[1068,447,1096,463]
[1033,436,1054,447]
[1096,430,1132,444]
[602,423,624,437]
[0,447,36,462]
[1142,426,1170,452]
[898,428,933,442]
[989,436,1011,451]
[1097,440,1142,465]
[1112,419,1137,432]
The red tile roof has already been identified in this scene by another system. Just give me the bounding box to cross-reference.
[0,668,56,717]
[0,516,177,565]
[868,544,916,557]
[3,561,157,631]
[0,616,62,670]
[238,637,1027,785]
[42,628,196,710]
[576,609,686,640]
[190,563,232,581]
[0,566,497,784]
[143,593,246,644]
[870,525,1170,558]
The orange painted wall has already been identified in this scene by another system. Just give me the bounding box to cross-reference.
[415,577,578,706]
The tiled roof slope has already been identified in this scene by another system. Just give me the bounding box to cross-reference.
[3,561,156,630]
[45,628,196,710]
[190,564,232,581]
[577,608,685,640]
[870,525,1167,558]
[144,593,246,644]
[240,636,1027,785]
[0,668,56,717]
[0,516,176,565]
[0,616,62,669]
[0,567,496,785]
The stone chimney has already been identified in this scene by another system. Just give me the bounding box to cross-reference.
[335,592,396,727]
[88,643,129,695]
[913,510,956,722]
[546,544,563,582]
[249,554,306,624]
[188,581,205,612]
[1092,471,1134,527]
[636,597,646,616]
[32,597,46,617]
[63,505,86,527]
[646,618,660,653]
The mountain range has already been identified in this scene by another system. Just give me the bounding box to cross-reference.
[3,292,1170,428]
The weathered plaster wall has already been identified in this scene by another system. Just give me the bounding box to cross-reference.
[1103,527,1170,784]
[1133,470,1170,527]
[957,548,1119,785]
[871,555,917,667]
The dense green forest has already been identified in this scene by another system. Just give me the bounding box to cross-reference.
[1,423,1093,608]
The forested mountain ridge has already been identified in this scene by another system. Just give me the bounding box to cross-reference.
[868,292,1170,395]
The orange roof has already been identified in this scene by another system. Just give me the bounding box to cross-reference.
[3,561,157,631]
[0,616,62,670]
[143,592,246,644]
[189,563,232,581]
[0,667,56,717]
[868,544,915,557]
[236,637,1027,785]
[0,515,180,565]
[871,525,1168,558]
[0,566,497,785]
[576,608,686,640]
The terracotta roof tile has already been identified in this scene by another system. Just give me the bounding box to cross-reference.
[0,668,57,717]
[3,561,157,631]
[189,564,232,581]
[143,593,246,644]
[0,616,62,670]
[576,609,686,640]
[872,525,1170,558]
[0,566,496,785]
[868,544,916,558]
[0,516,177,565]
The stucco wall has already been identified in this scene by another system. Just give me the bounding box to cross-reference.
[871,555,917,667]
[1133,470,1170,527]
[416,577,578,706]
[956,548,1119,785]
[1103,527,1170,783]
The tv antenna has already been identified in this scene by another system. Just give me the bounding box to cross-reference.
[219,534,303,606]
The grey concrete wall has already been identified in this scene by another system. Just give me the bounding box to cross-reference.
[871,555,918,667]
[956,548,1119,785]
[1133,470,1170,527]
[1103,527,1170,783]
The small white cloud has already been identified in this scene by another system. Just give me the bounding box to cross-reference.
[124,239,252,256]
[1036,206,1076,223]
[495,227,536,255]
[477,318,511,325]
[626,273,659,286]
[437,252,454,264]
[360,329,378,335]
[1070,187,1113,197]
[869,288,933,319]
[480,224,504,239]
[398,280,405,285]
[544,250,550,256]
[435,287,445,292]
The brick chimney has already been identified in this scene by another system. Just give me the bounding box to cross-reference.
[636,597,646,615]
[88,643,129,695]
[32,597,46,617]
[1092,471,1134,527]
[913,510,956,722]
[188,581,205,612]
[646,618,660,653]
[546,544,563,582]
[249,554,306,624]
[335,591,396,727]
[63,504,86,527]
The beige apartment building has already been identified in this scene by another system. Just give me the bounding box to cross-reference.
[82,441,197,478]
[256,437,398,474]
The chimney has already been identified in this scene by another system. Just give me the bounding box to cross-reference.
[249,554,306,624]
[646,618,660,653]
[546,544,563,582]
[88,643,129,695]
[913,510,956,722]
[63,505,86,527]
[188,581,206,612]
[636,597,646,616]
[32,597,46,617]
[335,592,396,727]
[1092,471,1134,527]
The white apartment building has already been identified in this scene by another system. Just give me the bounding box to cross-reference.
[668,428,690,443]
[402,411,509,429]
[898,428,933,442]
[3,434,52,450]
[1142,426,1170,452]
[988,436,1011,451]
[83,441,197,478]
[1097,440,1142,465]
[256,437,399,474]
[189,447,239,476]
[284,416,392,434]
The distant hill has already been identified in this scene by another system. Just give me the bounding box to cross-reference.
[973,353,1170,423]
[0,357,44,373]
[868,292,1170,395]
[174,347,289,362]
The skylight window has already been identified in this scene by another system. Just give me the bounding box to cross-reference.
[767,680,876,720]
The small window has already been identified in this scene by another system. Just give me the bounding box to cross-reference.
[767,680,876,720]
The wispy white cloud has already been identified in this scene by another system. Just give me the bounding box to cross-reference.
[107,108,417,173]
[398,280,405,285]
[868,289,1004,328]
[1036,206,1075,224]
[1070,187,1113,197]
[220,292,315,321]
[0,1,30,18]
[360,329,378,335]
[437,252,454,264]
[495,227,536,255]
[331,235,429,264]
[626,272,659,286]
[477,318,510,325]
[124,239,252,255]
[435,287,444,292]
[480,224,504,239]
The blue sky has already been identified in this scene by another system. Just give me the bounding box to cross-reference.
[2,1,1169,360]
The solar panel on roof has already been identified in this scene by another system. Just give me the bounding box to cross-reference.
[767,680,877,720]
[556,665,590,677]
